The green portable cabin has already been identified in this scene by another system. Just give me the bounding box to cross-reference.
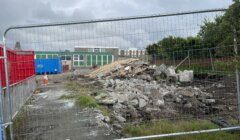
[34,51,114,68]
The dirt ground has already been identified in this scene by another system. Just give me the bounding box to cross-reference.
[13,70,118,140]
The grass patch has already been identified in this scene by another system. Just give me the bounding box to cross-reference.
[65,81,83,93]
[61,81,92,99]
[77,95,98,108]
[63,81,111,116]
[123,119,240,140]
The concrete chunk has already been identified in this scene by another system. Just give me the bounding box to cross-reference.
[178,70,193,83]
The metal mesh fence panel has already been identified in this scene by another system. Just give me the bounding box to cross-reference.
[2,8,240,140]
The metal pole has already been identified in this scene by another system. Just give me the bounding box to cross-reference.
[234,28,240,123]
[3,9,227,36]
[116,126,240,140]
[0,79,6,140]
[188,50,190,68]
[2,36,14,140]
[209,49,215,71]
[154,54,157,65]
[173,52,175,66]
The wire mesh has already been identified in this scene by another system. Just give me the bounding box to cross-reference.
[2,8,240,140]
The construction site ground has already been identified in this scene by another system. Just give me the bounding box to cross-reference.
[11,61,240,140]
[13,69,117,140]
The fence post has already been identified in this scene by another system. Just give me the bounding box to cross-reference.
[188,50,190,68]
[173,52,175,66]
[3,36,14,140]
[209,49,215,71]
[154,54,157,65]
[233,28,240,123]
[0,80,6,140]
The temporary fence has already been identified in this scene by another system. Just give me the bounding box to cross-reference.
[0,44,36,140]
[0,44,35,87]
[1,8,240,140]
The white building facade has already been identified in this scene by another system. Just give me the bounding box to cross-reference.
[119,48,146,57]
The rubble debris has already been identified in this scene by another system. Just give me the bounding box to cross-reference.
[88,59,138,78]
[104,116,111,123]
[138,98,148,108]
[89,59,194,83]
[88,59,220,132]
[94,77,217,124]
[114,114,126,123]
[130,99,138,107]
[97,97,117,105]
[178,70,194,83]
[165,66,178,82]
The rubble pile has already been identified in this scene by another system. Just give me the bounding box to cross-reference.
[88,58,139,78]
[89,59,217,127]
[89,59,193,83]
[95,78,216,122]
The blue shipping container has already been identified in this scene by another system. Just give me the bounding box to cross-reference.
[35,58,62,75]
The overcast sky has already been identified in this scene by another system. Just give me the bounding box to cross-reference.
[0,0,233,50]
[0,0,233,37]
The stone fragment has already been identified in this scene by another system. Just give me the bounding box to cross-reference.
[184,102,192,108]
[98,98,117,105]
[130,99,139,107]
[178,70,194,83]
[95,92,108,100]
[139,98,147,108]
[203,99,216,104]
[104,116,110,123]
[155,99,165,107]
[115,114,126,123]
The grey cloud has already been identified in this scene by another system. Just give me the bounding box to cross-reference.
[1,0,232,36]
[0,0,233,51]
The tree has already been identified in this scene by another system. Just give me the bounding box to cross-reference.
[146,0,240,58]
[146,36,204,59]
[199,0,240,55]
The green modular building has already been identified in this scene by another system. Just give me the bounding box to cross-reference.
[34,51,114,68]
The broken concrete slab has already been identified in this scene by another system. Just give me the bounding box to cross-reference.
[178,70,194,83]
[97,98,117,105]
[139,98,148,108]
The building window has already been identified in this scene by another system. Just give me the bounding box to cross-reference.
[36,54,41,59]
[36,54,47,59]
[88,48,93,52]
[73,54,85,67]
[36,54,59,59]
[79,55,84,61]
[94,48,100,53]
[61,55,72,60]
[47,54,58,58]
[66,56,71,60]
[73,55,78,60]
[53,54,58,58]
